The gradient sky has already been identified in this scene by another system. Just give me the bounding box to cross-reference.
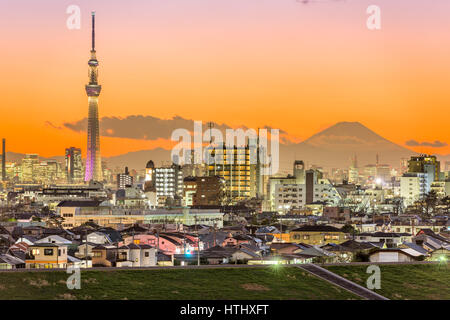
[1,0,449,158]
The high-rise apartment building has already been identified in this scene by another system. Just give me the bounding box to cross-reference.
[273,169,341,211]
[65,147,83,184]
[205,144,261,203]
[408,154,440,181]
[155,163,183,206]
[266,161,305,210]
[117,167,133,189]
[400,172,432,207]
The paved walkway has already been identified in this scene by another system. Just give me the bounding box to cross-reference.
[298,263,389,300]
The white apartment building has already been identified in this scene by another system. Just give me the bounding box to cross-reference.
[155,164,183,206]
[274,178,341,211]
[430,180,450,198]
[400,172,432,207]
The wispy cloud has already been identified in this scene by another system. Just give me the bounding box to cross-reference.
[44,121,62,130]
[405,140,448,148]
[62,115,286,141]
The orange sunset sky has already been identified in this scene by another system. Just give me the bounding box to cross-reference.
[0,0,449,158]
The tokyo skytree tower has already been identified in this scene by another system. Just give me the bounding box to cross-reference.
[84,11,103,182]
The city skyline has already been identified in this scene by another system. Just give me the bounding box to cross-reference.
[0,0,449,306]
[1,0,449,159]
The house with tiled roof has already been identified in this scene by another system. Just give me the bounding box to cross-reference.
[25,243,68,269]
[117,243,156,267]
[289,225,346,245]
[368,248,425,263]
[0,253,25,269]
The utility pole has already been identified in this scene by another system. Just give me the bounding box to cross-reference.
[195,215,200,266]
[279,211,283,243]
[213,222,217,247]
[207,122,216,176]
[84,228,88,268]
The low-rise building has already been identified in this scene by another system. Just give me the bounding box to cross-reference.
[368,248,423,263]
[58,201,224,228]
[92,245,117,267]
[116,244,156,267]
[355,232,411,248]
[183,176,225,206]
[25,243,68,269]
[0,253,25,269]
[289,225,346,245]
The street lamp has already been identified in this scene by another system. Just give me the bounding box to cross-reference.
[277,204,290,243]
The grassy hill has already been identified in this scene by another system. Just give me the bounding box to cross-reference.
[1,264,447,300]
[0,266,357,300]
[326,264,450,300]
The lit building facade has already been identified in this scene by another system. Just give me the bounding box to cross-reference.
[21,154,39,182]
[117,167,133,189]
[182,176,225,206]
[408,154,440,182]
[57,201,224,229]
[273,170,341,211]
[65,147,83,184]
[400,172,432,207]
[205,144,260,203]
[155,163,183,206]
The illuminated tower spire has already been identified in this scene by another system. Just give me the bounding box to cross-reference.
[84,11,103,182]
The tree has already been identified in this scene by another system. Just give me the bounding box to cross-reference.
[41,206,51,216]
[392,197,404,216]
[47,215,65,228]
[341,224,358,235]
[353,251,370,262]
[440,196,450,215]
[424,190,438,218]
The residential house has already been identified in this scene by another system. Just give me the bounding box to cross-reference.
[25,243,68,269]
[368,248,424,263]
[355,232,411,248]
[92,245,118,267]
[222,233,252,247]
[289,225,346,245]
[35,235,72,245]
[0,253,25,269]
[74,242,97,260]
[87,231,114,245]
[116,244,156,267]
[269,242,310,255]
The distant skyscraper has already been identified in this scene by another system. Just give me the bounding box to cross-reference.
[1,138,5,181]
[85,11,103,182]
[65,147,83,183]
[21,154,39,182]
[117,167,133,189]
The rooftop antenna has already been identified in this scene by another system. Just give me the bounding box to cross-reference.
[207,122,216,175]
[207,122,214,145]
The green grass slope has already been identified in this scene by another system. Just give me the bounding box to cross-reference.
[326,264,450,300]
[0,266,358,300]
